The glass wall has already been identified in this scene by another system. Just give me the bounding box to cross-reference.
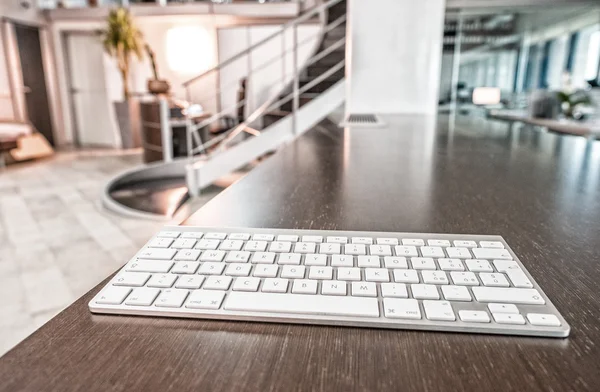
[439,4,600,119]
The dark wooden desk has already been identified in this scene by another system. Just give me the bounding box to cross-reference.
[2,115,600,391]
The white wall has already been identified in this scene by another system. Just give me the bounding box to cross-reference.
[346,0,446,115]
[217,24,321,119]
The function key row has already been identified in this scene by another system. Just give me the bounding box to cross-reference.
[155,231,505,249]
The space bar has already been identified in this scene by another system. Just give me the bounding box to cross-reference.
[224,292,380,318]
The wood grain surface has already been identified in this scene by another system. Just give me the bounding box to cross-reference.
[1,115,600,392]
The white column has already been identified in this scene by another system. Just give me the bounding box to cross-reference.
[345,0,446,115]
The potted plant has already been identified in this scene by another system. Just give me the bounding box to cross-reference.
[102,8,144,148]
[145,44,170,95]
[557,90,592,120]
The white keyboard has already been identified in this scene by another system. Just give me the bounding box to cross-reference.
[89,227,570,338]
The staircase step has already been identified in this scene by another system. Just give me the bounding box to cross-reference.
[306,67,345,79]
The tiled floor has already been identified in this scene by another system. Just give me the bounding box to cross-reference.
[0,149,229,356]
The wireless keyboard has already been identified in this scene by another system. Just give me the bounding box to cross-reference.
[89,227,570,338]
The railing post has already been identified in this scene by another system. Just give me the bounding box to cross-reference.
[292,23,299,135]
[159,98,173,163]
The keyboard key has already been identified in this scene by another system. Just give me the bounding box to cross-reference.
[174,250,201,261]
[480,241,504,248]
[254,264,279,278]
[411,257,436,270]
[527,313,561,327]
[450,272,479,286]
[203,276,232,290]
[437,258,464,271]
[402,239,425,246]
[370,244,392,256]
[251,252,276,264]
[195,239,220,250]
[380,283,408,298]
[293,242,315,254]
[244,240,268,252]
[277,234,298,242]
[488,303,519,314]
[395,245,418,257]
[224,292,379,317]
[472,248,512,260]
[479,272,510,287]
[331,255,354,267]
[465,259,493,272]
[505,269,533,288]
[364,268,390,282]
[96,286,131,305]
[228,233,250,240]
[204,232,227,240]
[411,284,439,299]
[262,278,289,293]
[225,263,252,277]
[219,240,243,251]
[376,238,399,245]
[156,231,180,238]
[493,260,520,272]
[383,298,421,319]
[171,261,200,274]
[155,289,188,308]
[302,235,323,243]
[344,244,366,255]
[446,247,471,259]
[427,239,450,247]
[423,300,455,321]
[472,287,545,304]
[138,248,176,260]
[493,313,525,325]
[281,265,306,279]
[393,269,419,284]
[171,238,196,249]
[319,243,341,254]
[225,251,251,263]
[292,279,318,294]
[357,256,380,268]
[304,254,327,266]
[420,246,445,258]
[252,234,274,241]
[351,282,377,297]
[186,290,225,310]
[200,250,226,262]
[277,253,301,265]
[147,274,178,288]
[321,280,347,296]
[453,240,477,248]
[337,267,361,281]
[124,287,160,306]
[309,266,333,280]
[421,270,448,285]
[383,256,408,269]
[126,260,173,273]
[198,262,226,275]
[326,236,348,244]
[113,272,150,287]
[175,275,205,289]
[270,241,293,253]
[351,237,373,245]
[441,285,472,301]
[233,277,261,292]
[459,310,490,323]
[180,232,203,239]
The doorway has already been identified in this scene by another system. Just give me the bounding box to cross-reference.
[64,31,119,147]
[14,23,54,146]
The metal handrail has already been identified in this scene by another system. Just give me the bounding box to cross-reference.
[185,13,346,107]
[185,0,346,167]
[182,0,343,88]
